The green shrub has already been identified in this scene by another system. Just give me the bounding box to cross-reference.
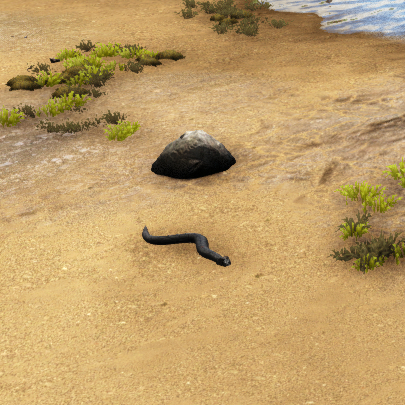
[330,160,405,273]
[178,0,276,36]
[174,0,199,18]
[75,39,97,52]
[104,120,141,141]
[35,110,129,134]
[235,15,261,36]
[0,106,26,127]
[211,18,237,34]
[35,91,92,119]
[1,40,180,141]
[270,19,288,29]
[261,17,289,29]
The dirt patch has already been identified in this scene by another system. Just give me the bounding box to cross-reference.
[2,0,405,403]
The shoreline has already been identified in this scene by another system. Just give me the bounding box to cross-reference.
[2,1,405,404]
[258,0,405,38]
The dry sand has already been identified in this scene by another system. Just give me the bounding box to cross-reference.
[2,0,405,403]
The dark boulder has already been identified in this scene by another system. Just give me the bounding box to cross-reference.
[151,130,236,179]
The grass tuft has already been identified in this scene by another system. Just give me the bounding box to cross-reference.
[0,39,185,138]
[175,0,279,37]
[2,1,285,136]
[330,160,405,273]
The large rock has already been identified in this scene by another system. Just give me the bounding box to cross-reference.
[151,130,236,179]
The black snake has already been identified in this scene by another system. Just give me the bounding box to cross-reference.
[142,226,231,267]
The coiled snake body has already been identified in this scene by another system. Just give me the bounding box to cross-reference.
[142,226,231,267]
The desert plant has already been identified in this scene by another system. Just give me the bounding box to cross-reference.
[70,64,115,87]
[175,7,199,19]
[136,57,162,67]
[209,0,238,16]
[35,91,92,118]
[1,40,174,141]
[122,60,144,73]
[210,13,225,21]
[235,15,261,36]
[196,0,217,14]
[27,62,52,75]
[117,46,140,59]
[100,110,128,125]
[258,1,272,10]
[75,39,97,52]
[104,119,141,141]
[35,71,63,87]
[0,91,91,126]
[36,117,103,134]
[261,16,289,29]
[175,0,248,19]
[243,0,261,11]
[45,47,120,88]
[29,55,116,90]
[196,0,236,15]
[73,61,115,88]
[35,110,128,134]
[15,104,37,119]
[61,54,99,70]
[56,48,83,61]
[88,42,124,58]
[6,75,44,91]
[0,106,26,127]
[78,42,158,61]
[179,0,275,35]
[243,0,272,11]
[330,159,405,273]
[50,84,92,100]
[211,18,237,34]
[118,43,146,54]
[270,19,288,29]
[184,0,197,6]
[155,50,185,61]
[134,48,159,59]
[1,41,144,126]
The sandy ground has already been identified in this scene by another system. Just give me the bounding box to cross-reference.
[2,0,405,403]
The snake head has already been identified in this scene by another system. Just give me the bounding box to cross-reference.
[216,256,231,267]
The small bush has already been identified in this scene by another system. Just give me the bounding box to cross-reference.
[15,104,37,119]
[6,75,43,91]
[104,120,141,141]
[27,62,52,75]
[211,18,236,34]
[243,0,261,11]
[330,160,405,273]
[75,39,97,52]
[100,110,128,125]
[262,17,289,29]
[121,60,144,74]
[2,39,181,143]
[235,16,261,36]
[175,0,199,18]
[178,0,277,35]
[35,110,128,134]
[197,1,218,14]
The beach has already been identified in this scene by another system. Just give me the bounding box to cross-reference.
[2,0,405,403]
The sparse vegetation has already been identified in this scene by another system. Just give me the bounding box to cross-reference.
[2,1,400,275]
[330,160,405,273]
[175,0,288,36]
[1,1,287,137]
[0,40,185,140]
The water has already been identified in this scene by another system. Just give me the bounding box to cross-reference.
[258,0,405,40]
